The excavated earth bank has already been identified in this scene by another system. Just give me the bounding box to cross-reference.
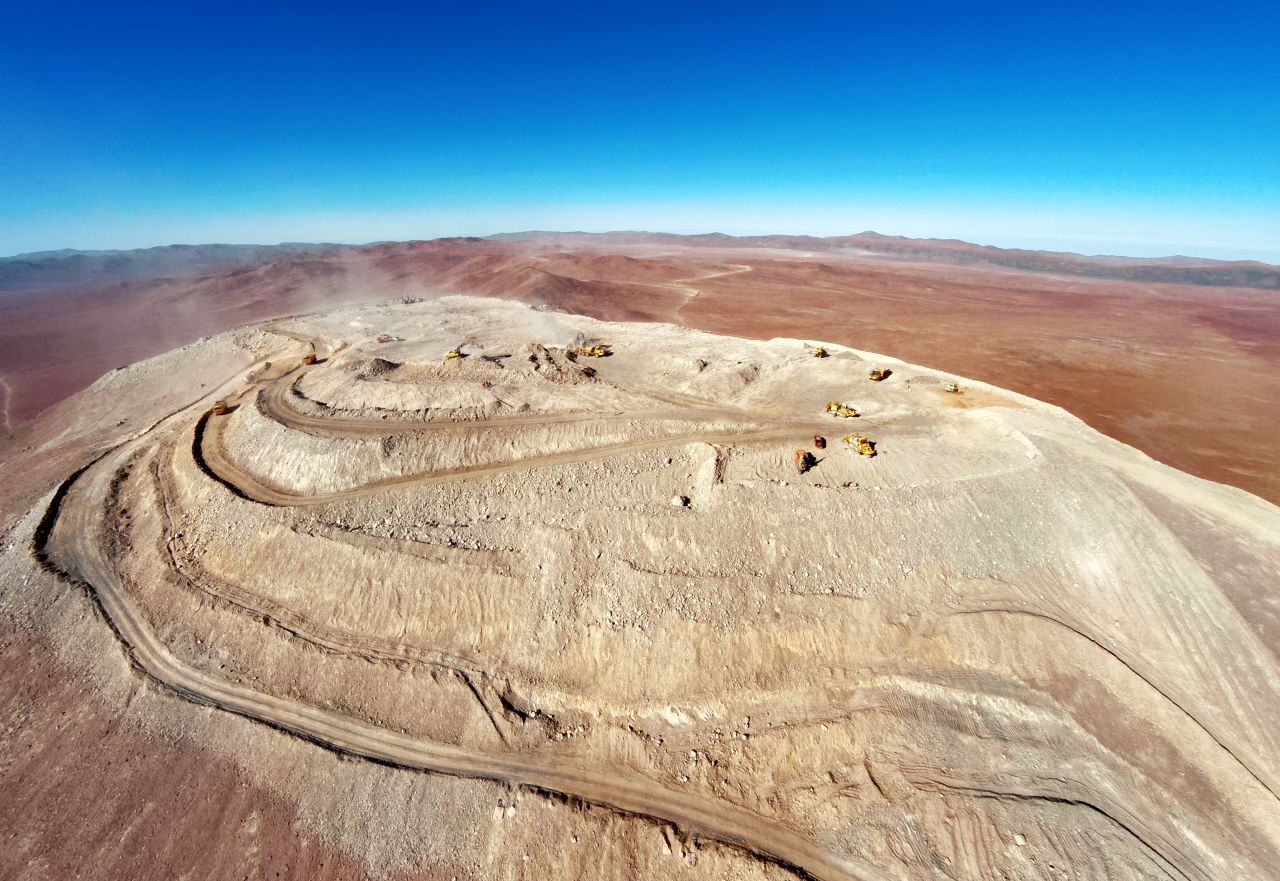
[3,295,1279,881]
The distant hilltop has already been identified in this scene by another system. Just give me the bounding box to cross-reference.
[0,242,345,292]
[5,232,1279,293]
[490,230,1280,289]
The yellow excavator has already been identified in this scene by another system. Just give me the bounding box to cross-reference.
[825,401,859,418]
[444,347,465,360]
[842,433,877,456]
[578,343,610,357]
[811,345,829,358]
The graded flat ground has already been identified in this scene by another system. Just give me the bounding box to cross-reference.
[4,296,1277,881]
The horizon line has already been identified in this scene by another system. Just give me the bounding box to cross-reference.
[5,228,1280,268]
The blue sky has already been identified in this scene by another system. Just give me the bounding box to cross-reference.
[2,1,1278,260]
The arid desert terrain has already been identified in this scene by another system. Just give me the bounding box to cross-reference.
[4,233,1278,521]
[3,290,1278,880]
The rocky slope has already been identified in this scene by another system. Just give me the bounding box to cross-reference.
[4,296,1277,880]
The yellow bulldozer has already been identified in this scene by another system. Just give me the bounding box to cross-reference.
[825,401,859,418]
[842,433,877,456]
[444,347,465,360]
[811,345,829,358]
[868,367,892,382]
[577,343,610,358]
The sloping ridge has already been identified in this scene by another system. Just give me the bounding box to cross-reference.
[35,352,887,881]
[28,315,1280,881]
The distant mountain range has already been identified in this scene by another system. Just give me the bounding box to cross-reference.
[4,232,1278,292]
[0,242,345,291]
[490,231,1280,289]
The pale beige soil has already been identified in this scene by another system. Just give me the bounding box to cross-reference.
[4,295,1279,880]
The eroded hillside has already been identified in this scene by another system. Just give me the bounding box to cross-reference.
[4,297,1279,880]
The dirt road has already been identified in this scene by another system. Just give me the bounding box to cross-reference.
[37,347,888,881]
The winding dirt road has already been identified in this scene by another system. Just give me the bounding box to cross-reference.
[37,345,888,881]
[192,364,836,506]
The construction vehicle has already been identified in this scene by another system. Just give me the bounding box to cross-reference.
[825,401,859,418]
[842,433,877,457]
[811,345,829,358]
[302,352,318,365]
[869,368,892,382]
[577,343,610,358]
[795,449,816,474]
[444,347,465,360]
[944,382,961,394]
[210,400,229,416]
[813,434,827,449]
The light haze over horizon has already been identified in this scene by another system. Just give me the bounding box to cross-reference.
[3,1,1277,262]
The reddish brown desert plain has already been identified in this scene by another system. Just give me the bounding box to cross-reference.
[2,233,1278,881]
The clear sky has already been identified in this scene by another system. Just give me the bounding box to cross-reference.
[2,1,1278,260]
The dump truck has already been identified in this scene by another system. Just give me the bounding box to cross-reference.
[795,449,816,474]
[868,368,892,382]
[210,400,229,416]
[302,352,318,365]
[842,433,877,457]
[578,344,610,358]
[825,401,859,418]
[813,434,827,449]
[944,382,961,394]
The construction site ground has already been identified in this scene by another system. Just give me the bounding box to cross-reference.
[4,295,1279,881]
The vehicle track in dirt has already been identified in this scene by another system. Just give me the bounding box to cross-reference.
[37,345,889,881]
[266,365,770,436]
[197,360,837,506]
[200,408,818,506]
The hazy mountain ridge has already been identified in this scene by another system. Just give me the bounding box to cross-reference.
[492,230,1280,288]
[10,233,1278,292]
[0,243,345,292]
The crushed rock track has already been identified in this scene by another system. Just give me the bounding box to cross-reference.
[36,345,890,881]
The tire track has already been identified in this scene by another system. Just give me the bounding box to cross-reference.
[34,343,887,881]
[41,430,888,881]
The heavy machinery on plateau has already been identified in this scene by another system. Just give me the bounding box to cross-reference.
[842,433,877,457]
[868,367,892,382]
[825,401,859,418]
[810,345,829,358]
[444,346,465,360]
[571,332,610,358]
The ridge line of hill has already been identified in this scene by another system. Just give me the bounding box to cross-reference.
[8,233,1277,292]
